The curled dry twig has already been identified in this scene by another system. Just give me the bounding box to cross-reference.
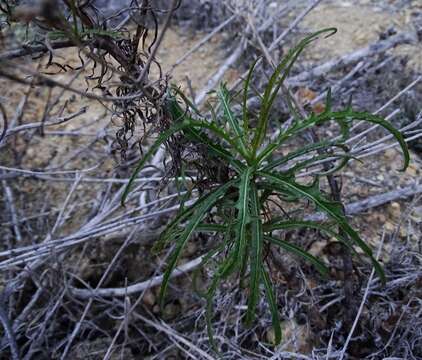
[0,0,182,159]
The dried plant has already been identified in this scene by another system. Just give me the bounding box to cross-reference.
[0,0,180,157]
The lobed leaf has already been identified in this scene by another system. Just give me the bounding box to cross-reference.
[159,179,237,306]
[245,183,263,325]
[251,28,337,155]
[220,168,253,277]
[259,171,385,282]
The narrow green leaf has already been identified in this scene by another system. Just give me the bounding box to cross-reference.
[159,179,237,306]
[284,149,352,176]
[192,244,226,298]
[265,234,328,276]
[272,108,410,172]
[325,87,332,113]
[220,168,253,277]
[344,111,409,171]
[245,183,263,325]
[252,28,337,155]
[261,267,282,345]
[218,83,250,159]
[170,85,203,116]
[157,189,228,252]
[184,125,245,173]
[195,223,228,233]
[261,140,338,171]
[242,58,260,135]
[259,171,385,282]
[166,89,247,163]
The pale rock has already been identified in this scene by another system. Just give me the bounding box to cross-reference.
[142,289,156,307]
[384,221,396,232]
[388,202,401,219]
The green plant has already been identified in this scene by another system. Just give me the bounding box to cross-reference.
[122,28,409,346]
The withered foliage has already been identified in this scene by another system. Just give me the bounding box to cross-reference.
[0,0,181,159]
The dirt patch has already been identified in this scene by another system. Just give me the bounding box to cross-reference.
[301,1,422,72]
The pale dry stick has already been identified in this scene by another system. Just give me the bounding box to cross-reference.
[170,14,237,70]
[63,181,422,300]
[47,135,104,171]
[193,0,297,105]
[269,349,312,360]
[194,39,246,105]
[50,173,83,237]
[171,1,288,72]
[346,75,422,145]
[23,290,66,359]
[290,32,416,84]
[0,200,94,227]
[376,297,421,357]
[351,111,422,153]
[0,301,20,360]
[1,178,23,243]
[338,231,386,360]
[102,245,176,360]
[11,287,43,334]
[0,164,99,176]
[105,190,192,226]
[246,8,312,126]
[71,255,204,299]
[268,44,421,143]
[0,199,196,270]
[60,227,139,360]
[163,339,201,360]
[3,175,422,271]
[41,130,102,137]
[342,173,383,188]
[247,14,275,68]
[229,0,324,93]
[6,89,30,132]
[291,107,401,170]
[318,295,345,313]
[298,59,365,109]
[374,75,422,115]
[298,130,422,180]
[0,175,82,348]
[131,312,216,360]
[0,288,43,353]
[1,107,88,140]
[0,62,144,103]
[31,175,192,184]
[0,184,124,272]
[250,31,416,122]
[325,330,335,360]
[270,61,367,139]
[272,57,418,147]
[309,182,422,222]
[355,131,422,160]
[354,127,422,158]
